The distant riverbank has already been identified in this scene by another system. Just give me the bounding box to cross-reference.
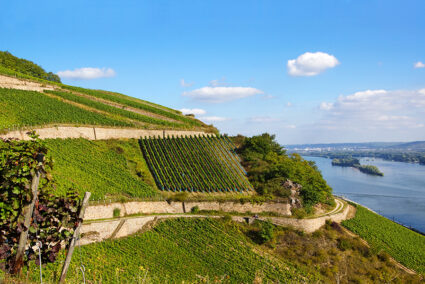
[304,156,425,233]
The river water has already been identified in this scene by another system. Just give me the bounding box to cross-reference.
[303,156,425,233]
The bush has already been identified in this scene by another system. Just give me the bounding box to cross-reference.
[258,221,275,244]
[337,238,352,251]
[191,206,200,213]
[113,208,121,218]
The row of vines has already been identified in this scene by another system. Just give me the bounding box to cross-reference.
[62,85,202,126]
[139,135,253,192]
[0,88,132,131]
[46,90,187,129]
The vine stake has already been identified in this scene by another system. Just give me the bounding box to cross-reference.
[59,192,91,283]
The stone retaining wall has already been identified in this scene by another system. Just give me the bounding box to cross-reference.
[0,75,55,92]
[84,201,291,220]
[265,203,351,233]
[80,203,352,245]
[0,126,212,141]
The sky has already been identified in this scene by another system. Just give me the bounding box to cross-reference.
[1,0,425,144]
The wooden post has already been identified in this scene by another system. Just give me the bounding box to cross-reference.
[59,192,91,283]
[11,162,43,274]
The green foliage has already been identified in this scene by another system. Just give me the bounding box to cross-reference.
[342,205,425,273]
[113,208,121,218]
[331,157,360,167]
[331,157,384,176]
[235,133,333,206]
[24,218,304,283]
[258,220,275,244]
[259,221,423,283]
[357,164,384,176]
[0,135,80,271]
[45,138,158,200]
[190,205,200,213]
[0,88,132,130]
[140,136,253,192]
[62,85,203,127]
[46,90,186,129]
[0,51,61,83]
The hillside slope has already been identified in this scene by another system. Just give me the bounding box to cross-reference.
[19,218,422,283]
[0,52,215,133]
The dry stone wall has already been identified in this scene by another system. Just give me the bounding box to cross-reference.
[80,203,353,245]
[0,75,55,92]
[0,126,212,141]
[84,201,291,220]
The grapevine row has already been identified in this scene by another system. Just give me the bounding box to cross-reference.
[139,135,253,192]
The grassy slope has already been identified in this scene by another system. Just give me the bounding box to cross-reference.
[24,218,306,283]
[46,138,159,200]
[0,88,131,129]
[342,205,425,273]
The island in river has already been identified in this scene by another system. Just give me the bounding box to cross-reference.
[331,157,384,176]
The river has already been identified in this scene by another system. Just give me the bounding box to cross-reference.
[303,156,425,233]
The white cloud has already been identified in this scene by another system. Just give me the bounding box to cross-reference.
[319,102,334,110]
[414,61,425,68]
[57,67,116,80]
[199,116,228,122]
[286,102,292,107]
[179,108,206,115]
[317,88,425,130]
[180,79,194,87]
[287,52,339,76]
[183,86,263,103]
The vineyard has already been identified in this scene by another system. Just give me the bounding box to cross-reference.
[342,205,425,273]
[23,218,305,283]
[46,90,186,129]
[62,85,202,127]
[0,76,215,133]
[45,138,159,200]
[140,135,253,192]
[0,88,131,130]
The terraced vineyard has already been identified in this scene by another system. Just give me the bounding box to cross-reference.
[140,135,253,192]
[23,218,305,283]
[0,72,214,132]
[0,88,131,129]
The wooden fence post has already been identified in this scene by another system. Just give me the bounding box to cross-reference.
[11,165,42,274]
[59,192,91,283]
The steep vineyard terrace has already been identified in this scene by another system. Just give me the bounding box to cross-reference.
[140,135,253,192]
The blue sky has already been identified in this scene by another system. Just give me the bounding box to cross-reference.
[2,0,425,144]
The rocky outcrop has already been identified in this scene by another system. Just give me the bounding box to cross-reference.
[282,179,302,209]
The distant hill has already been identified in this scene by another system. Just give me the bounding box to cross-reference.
[285,141,425,152]
[386,141,425,151]
[285,142,402,150]
[0,51,61,83]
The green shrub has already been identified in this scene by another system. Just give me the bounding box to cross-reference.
[191,206,200,213]
[113,208,121,218]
